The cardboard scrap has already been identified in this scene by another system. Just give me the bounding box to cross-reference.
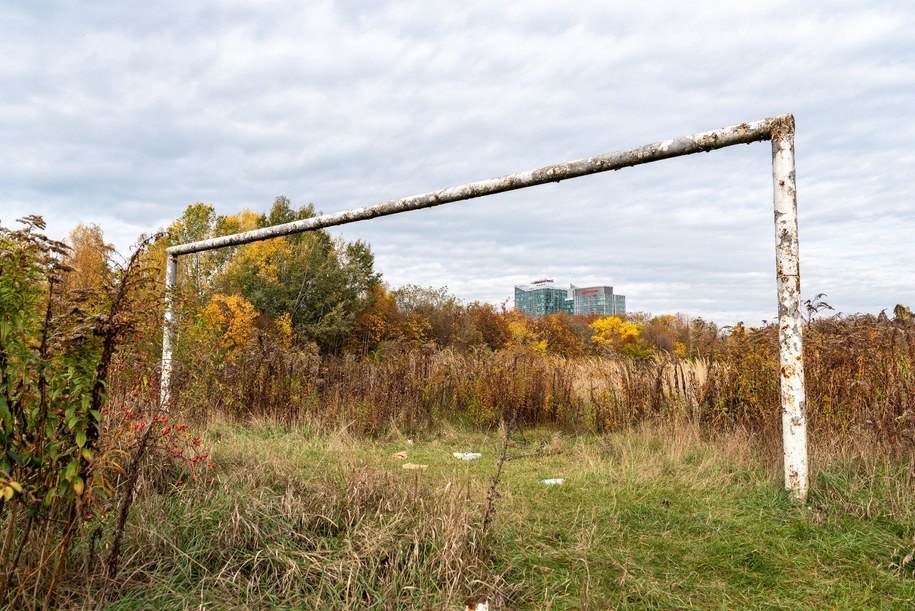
[402,463,429,471]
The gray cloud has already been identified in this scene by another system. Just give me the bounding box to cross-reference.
[2,0,914,324]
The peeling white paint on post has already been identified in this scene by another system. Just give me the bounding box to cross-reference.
[160,114,809,498]
[771,115,809,503]
[159,254,178,410]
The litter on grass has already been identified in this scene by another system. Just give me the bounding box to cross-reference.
[390,451,407,460]
[541,478,565,485]
[402,463,429,471]
[453,452,482,460]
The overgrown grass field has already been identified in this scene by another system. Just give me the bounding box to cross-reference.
[77,418,915,609]
[4,215,915,609]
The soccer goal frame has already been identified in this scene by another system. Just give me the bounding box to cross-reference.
[160,114,809,502]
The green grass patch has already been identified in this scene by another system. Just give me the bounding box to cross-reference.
[76,420,915,609]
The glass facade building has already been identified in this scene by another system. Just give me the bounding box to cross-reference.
[514,280,626,317]
[514,280,569,318]
[571,286,626,316]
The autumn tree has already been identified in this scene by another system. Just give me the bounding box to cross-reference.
[198,294,259,359]
[348,284,401,352]
[214,197,380,353]
[167,202,223,301]
[393,284,464,347]
[641,314,688,355]
[463,302,511,350]
[590,315,653,358]
[61,223,114,296]
[531,313,588,357]
[505,310,547,354]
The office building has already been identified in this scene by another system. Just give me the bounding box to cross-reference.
[514,279,626,317]
[514,279,569,318]
[571,285,626,316]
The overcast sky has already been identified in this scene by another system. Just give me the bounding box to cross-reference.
[3,1,914,324]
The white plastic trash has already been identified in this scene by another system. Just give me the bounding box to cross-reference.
[453,452,482,460]
[541,478,565,485]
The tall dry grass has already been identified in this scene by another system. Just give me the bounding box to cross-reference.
[709,314,915,453]
[167,312,915,457]
[51,422,511,609]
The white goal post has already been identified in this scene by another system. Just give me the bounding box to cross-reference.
[160,114,809,502]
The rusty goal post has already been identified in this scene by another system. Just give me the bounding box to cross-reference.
[160,114,809,502]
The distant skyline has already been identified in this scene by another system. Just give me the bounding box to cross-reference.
[2,1,914,324]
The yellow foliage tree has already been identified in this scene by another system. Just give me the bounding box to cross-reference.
[349,284,400,350]
[276,311,294,348]
[62,223,114,294]
[590,316,642,352]
[218,209,261,234]
[507,316,548,355]
[199,294,259,358]
[402,312,432,343]
[228,237,293,285]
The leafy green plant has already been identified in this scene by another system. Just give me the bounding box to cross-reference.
[0,216,166,608]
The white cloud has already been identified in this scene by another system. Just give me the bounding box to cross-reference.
[2,0,914,325]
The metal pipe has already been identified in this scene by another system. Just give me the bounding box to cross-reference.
[160,113,809,500]
[159,254,178,410]
[771,115,809,503]
[166,116,789,257]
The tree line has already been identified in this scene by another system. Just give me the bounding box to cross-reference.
[60,196,723,361]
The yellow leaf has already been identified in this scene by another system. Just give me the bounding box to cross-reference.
[73,477,85,496]
[8,481,22,493]
[82,448,93,462]
[2,486,12,501]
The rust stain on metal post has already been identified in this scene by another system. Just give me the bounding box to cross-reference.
[771,114,809,503]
